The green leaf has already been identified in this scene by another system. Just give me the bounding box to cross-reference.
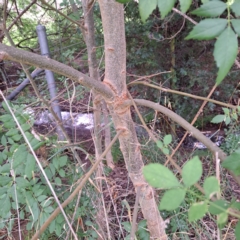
[20,123,31,131]
[222,151,240,175]
[191,1,227,17]
[156,140,163,149]
[231,0,240,16]
[162,147,170,155]
[1,135,7,146]
[179,0,192,13]
[115,0,131,3]
[13,145,28,168]
[211,114,225,123]
[122,221,131,232]
[6,129,19,136]
[231,19,240,36]
[53,157,59,170]
[157,0,176,19]
[15,177,31,188]
[159,188,186,210]
[188,201,208,222]
[143,163,180,189]
[182,156,202,187]
[185,19,227,40]
[59,156,68,167]
[0,195,11,216]
[49,219,55,234]
[235,221,240,240]
[11,134,22,142]
[225,116,231,125]
[222,107,230,115]
[163,134,172,145]
[214,27,238,84]
[139,0,157,22]
[59,169,65,177]
[25,153,36,180]
[203,176,220,199]
[209,199,229,215]
[0,176,12,186]
[217,212,228,228]
[55,177,61,185]
[0,114,12,122]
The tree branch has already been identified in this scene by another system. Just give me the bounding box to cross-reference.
[0,43,114,99]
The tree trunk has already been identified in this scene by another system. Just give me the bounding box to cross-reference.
[98,1,167,238]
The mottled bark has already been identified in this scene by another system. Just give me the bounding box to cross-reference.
[97,0,167,238]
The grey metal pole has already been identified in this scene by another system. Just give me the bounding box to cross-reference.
[36,24,64,140]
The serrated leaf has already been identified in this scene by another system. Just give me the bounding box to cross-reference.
[143,163,180,189]
[209,199,229,215]
[159,188,186,210]
[235,221,240,240]
[13,145,28,168]
[188,201,208,222]
[231,0,240,16]
[163,134,172,145]
[222,152,240,175]
[185,19,227,40]
[182,156,202,187]
[157,0,176,19]
[25,153,36,180]
[211,114,225,123]
[203,176,220,199]
[191,1,227,17]
[231,19,240,36]
[179,0,192,13]
[139,0,157,22]
[214,27,238,84]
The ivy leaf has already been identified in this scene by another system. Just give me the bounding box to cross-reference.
[179,0,192,13]
[203,176,220,199]
[213,27,238,84]
[231,0,240,16]
[143,163,180,189]
[159,188,186,210]
[221,151,240,176]
[157,0,176,19]
[211,114,225,124]
[185,19,227,40]
[231,19,240,36]
[191,1,227,17]
[235,221,240,240]
[188,201,208,222]
[139,0,157,22]
[182,156,202,187]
